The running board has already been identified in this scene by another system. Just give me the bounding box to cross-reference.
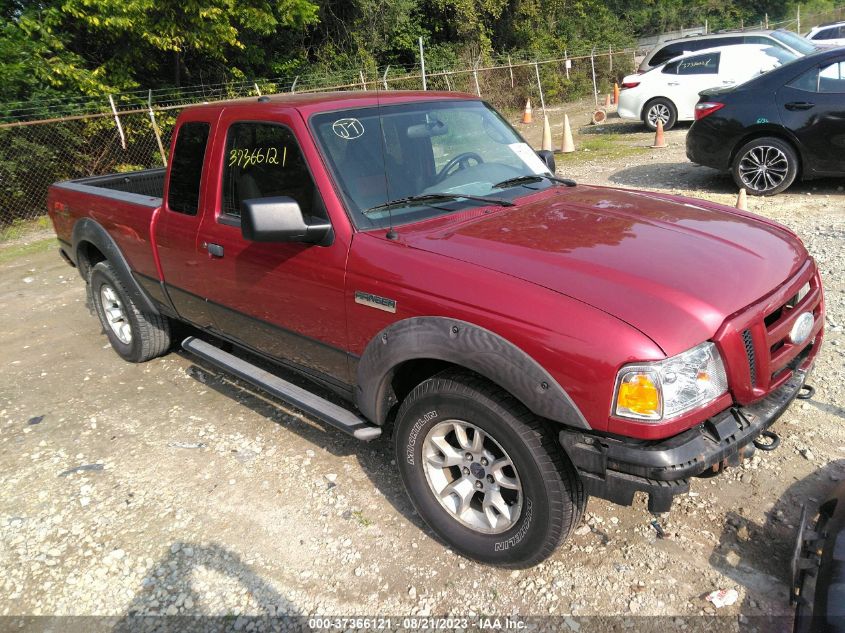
[181,336,382,441]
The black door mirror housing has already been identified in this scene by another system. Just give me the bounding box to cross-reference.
[536,149,556,174]
[240,196,332,245]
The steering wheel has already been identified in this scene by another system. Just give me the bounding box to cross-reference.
[435,152,484,184]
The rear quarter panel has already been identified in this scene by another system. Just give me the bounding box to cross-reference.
[47,183,161,281]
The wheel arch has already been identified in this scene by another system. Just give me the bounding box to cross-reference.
[354,317,590,430]
[729,128,806,180]
[71,218,161,316]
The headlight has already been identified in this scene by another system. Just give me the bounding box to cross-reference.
[613,342,728,422]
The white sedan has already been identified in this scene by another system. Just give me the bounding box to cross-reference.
[618,44,796,130]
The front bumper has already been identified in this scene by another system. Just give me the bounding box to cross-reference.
[559,369,808,513]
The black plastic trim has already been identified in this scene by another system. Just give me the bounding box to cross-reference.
[181,336,380,441]
[560,369,807,512]
[355,317,590,429]
[71,218,160,316]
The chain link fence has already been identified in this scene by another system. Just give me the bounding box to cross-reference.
[0,47,636,241]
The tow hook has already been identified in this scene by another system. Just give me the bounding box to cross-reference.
[753,430,781,452]
[796,384,815,400]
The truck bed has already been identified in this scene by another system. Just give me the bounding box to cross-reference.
[54,168,166,206]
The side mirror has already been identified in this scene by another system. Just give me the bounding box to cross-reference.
[536,149,556,174]
[241,196,332,245]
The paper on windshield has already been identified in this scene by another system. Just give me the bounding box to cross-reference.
[508,143,549,175]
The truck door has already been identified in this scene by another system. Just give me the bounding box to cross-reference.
[776,56,845,175]
[195,110,353,385]
[155,112,217,327]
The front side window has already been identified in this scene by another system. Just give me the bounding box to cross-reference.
[221,122,324,220]
[677,52,720,75]
[811,26,840,40]
[167,122,210,215]
[311,100,553,229]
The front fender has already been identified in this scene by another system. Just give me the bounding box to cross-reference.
[354,317,590,430]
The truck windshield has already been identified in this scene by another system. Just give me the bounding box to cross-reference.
[310,100,554,229]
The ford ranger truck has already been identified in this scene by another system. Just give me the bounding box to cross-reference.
[47,91,824,568]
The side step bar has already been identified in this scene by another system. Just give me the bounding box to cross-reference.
[181,337,382,441]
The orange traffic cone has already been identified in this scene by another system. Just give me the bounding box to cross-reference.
[604,93,611,108]
[560,114,575,153]
[736,188,748,211]
[651,119,667,148]
[522,99,533,124]
[541,115,552,151]
[613,82,620,105]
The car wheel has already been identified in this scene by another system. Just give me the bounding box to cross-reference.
[731,137,798,196]
[643,98,677,131]
[394,369,585,567]
[89,261,171,362]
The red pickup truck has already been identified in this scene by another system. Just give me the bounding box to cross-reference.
[48,91,824,567]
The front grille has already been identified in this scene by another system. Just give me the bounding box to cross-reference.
[742,329,756,386]
[716,262,822,404]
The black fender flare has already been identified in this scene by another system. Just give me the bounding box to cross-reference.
[71,217,161,316]
[354,317,590,429]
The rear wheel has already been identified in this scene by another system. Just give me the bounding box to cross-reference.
[643,98,677,131]
[394,370,585,567]
[89,261,171,362]
[731,137,798,195]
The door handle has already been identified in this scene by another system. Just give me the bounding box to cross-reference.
[722,80,735,85]
[667,82,679,86]
[204,242,224,258]
[785,101,815,110]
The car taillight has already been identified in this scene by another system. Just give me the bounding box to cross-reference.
[621,81,640,89]
[694,102,725,120]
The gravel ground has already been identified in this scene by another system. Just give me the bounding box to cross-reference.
[1,102,844,630]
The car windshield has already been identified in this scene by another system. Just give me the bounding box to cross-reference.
[310,100,555,229]
[771,30,817,54]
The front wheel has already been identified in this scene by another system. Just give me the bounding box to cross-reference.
[643,98,677,131]
[394,370,585,567]
[731,137,798,195]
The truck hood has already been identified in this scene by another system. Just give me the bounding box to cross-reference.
[400,185,807,356]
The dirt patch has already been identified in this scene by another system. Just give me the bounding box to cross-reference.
[1,107,844,625]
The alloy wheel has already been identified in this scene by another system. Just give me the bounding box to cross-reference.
[738,145,789,193]
[100,284,132,344]
[422,419,523,534]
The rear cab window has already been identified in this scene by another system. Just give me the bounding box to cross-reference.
[219,121,326,223]
[167,122,211,215]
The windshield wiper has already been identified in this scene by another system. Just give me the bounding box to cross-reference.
[493,174,577,189]
[364,192,514,215]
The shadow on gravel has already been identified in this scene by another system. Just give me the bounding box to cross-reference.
[177,346,429,535]
[608,162,734,193]
[579,120,692,135]
[111,541,299,630]
[708,458,845,633]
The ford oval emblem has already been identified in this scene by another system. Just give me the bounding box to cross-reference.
[788,312,814,345]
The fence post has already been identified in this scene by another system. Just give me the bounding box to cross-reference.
[291,76,299,93]
[507,55,514,88]
[796,6,800,34]
[419,37,427,91]
[764,13,768,29]
[590,48,598,107]
[359,70,367,90]
[565,49,570,80]
[473,63,481,97]
[108,95,126,150]
[609,45,612,72]
[444,72,452,91]
[382,66,390,90]
[705,19,708,34]
[533,62,545,114]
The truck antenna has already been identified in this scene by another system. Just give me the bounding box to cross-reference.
[374,69,397,240]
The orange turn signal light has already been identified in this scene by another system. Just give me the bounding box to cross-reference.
[617,373,660,417]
